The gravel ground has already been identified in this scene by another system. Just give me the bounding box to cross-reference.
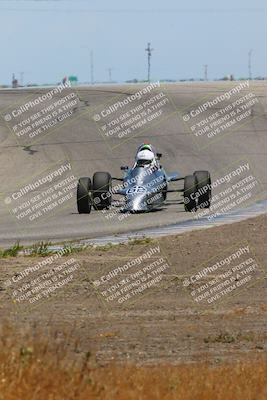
[0,214,266,365]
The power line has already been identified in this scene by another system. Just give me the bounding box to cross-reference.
[1,7,267,13]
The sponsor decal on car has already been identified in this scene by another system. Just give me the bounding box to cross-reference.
[126,186,147,195]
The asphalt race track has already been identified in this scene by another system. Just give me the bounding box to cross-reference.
[0,82,267,247]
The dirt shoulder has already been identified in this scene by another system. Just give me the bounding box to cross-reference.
[0,214,266,365]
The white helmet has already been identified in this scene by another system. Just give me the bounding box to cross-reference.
[136,149,155,167]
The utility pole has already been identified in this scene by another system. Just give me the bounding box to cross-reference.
[204,64,208,81]
[12,73,18,88]
[90,50,94,85]
[107,68,113,83]
[145,42,154,82]
[248,49,253,80]
[20,71,24,87]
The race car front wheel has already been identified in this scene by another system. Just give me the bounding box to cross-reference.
[184,175,197,212]
[77,177,92,214]
[194,170,211,209]
[92,172,112,210]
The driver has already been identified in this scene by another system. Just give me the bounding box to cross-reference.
[136,143,156,155]
[135,149,156,168]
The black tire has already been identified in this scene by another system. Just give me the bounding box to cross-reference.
[184,175,197,212]
[194,170,211,209]
[162,179,167,201]
[77,177,92,214]
[92,172,112,210]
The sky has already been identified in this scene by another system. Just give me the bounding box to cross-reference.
[0,0,266,85]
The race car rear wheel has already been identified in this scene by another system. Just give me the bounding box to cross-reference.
[77,177,92,214]
[184,175,197,212]
[194,170,211,209]
[93,172,112,210]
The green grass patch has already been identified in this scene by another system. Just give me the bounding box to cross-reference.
[0,242,22,258]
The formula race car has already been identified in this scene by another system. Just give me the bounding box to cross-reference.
[77,144,211,214]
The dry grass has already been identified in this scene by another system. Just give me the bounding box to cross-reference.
[0,326,266,400]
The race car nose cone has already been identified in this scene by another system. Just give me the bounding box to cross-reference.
[125,192,149,212]
[131,200,146,212]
